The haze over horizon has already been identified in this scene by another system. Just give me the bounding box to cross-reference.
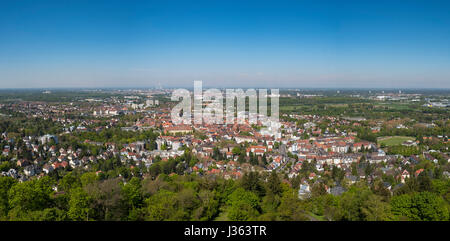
[1,0,450,89]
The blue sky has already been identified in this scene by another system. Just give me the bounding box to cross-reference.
[0,0,449,88]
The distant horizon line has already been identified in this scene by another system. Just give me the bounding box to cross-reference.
[0,87,449,91]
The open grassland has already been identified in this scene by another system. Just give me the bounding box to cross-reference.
[377,136,415,146]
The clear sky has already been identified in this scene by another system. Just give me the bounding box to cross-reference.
[1,0,450,89]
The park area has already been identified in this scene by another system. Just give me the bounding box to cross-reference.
[377,136,416,146]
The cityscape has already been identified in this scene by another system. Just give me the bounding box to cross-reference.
[0,0,449,227]
[0,87,448,221]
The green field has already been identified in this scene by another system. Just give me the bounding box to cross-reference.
[377,136,415,146]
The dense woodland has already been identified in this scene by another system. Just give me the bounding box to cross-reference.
[0,154,449,221]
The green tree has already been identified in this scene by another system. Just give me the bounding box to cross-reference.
[60,172,81,192]
[227,188,260,221]
[121,177,143,210]
[145,189,177,220]
[28,207,68,221]
[411,192,449,221]
[84,178,125,221]
[267,171,282,196]
[391,192,449,221]
[361,195,393,221]
[277,188,307,221]
[261,192,281,215]
[193,190,219,221]
[68,188,93,221]
[8,176,54,218]
[417,172,432,192]
[0,177,17,218]
[240,172,265,197]
[149,163,161,178]
[311,183,328,198]
[390,194,413,220]
[431,179,450,196]
[337,184,373,221]
[176,188,200,220]
[80,172,99,187]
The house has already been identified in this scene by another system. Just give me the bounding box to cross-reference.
[424,153,438,164]
[409,155,420,165]
[69,159,81,168]
[5,169,18,178]
[16,159,29,167]
[164,125,193,135]
[415,168,424,177]
[443,171,450,178]
[246,145,267,156]
[207,168,221,175]
[234,136,257,144]
[377,149,386,156]
[52,161,68,169]
[346,175,358,184]
[368,155,387,164]
[24,165,36,176]
[442,154,450,163]
[398,170,410,183]
[42,164,54,174]
[352,142,372,152]
[402,140,417,146]
[288,171,298,179]
[270,156,283,169]
[330,186,346,196]
[298,183,311,200]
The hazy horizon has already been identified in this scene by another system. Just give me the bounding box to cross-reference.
[1,0,450,89]
[1,86,450,92]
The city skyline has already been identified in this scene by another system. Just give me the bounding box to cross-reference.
[1,0,450,88]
